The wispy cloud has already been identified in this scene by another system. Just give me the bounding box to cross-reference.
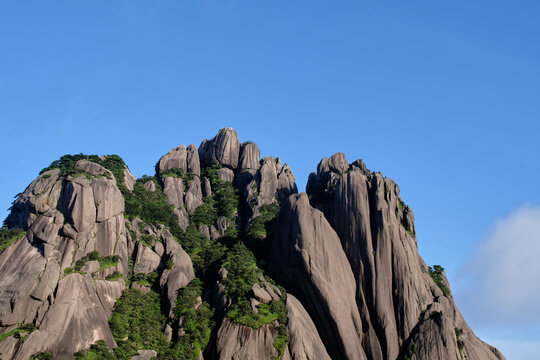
[457,204,540,326]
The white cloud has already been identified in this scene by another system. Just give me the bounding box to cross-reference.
[457,204,540,326]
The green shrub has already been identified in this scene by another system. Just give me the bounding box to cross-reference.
[227,300,278,328]
[0,227,26,252]
[247,204,280,240]
[74,340,115,360]
[0,323,36,342]
[221,243,262,301]
[109,289,168,357]
[174,279,215,354]
[160,167,185,178]
[31,352,52,360]
[429,265,451,296]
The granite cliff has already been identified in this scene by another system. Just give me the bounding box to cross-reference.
[0,128,504,360]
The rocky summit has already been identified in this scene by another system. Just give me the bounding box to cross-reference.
[0,128,504,360]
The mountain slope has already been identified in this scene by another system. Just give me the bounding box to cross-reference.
[0,128,504,360]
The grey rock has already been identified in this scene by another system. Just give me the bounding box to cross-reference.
[239,142,261,171]
[30,259,60,301]
[217,167,235,182]
[186,144,201,176]
[258,157,279,205]
[123,167,137,191]
[328,152,348,173]
[0,335,19,359]
[199,224,210,239]
[270,193,367,360]
[133,243,161,274]
[250,298,261,313]
[199,128,241,169]
[80,260,100,274]
[163,176,184,208]
[131,349,158,360]
[0,235,45,326]
[144,180,156,192]
[154,242,164,257]
[286,294,331,360]
[60,178,96,233]
[185,176,203,213]
[164,324,173,341]
[159,230,195,318]
[215,318,278,360]
[210,225,220,241]
[14,274,117,360]
[91,177,124,222]
[95,279,126,317]
[158,145,187,173]
[202,177,212,197]
[216,216,229,235]
[251,283,272,304]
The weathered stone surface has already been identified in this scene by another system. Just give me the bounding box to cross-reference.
[217,167,235,182]
[258,157,279,205]
[159,230,195,318]
[0,336,19,359]
[14,274,117,360]
[0,235,45,326]
[60,178,96,233]
[251,283,272,304]
[286,294,331,360]
[80,260,100,274]
[215,318,278,360]
[131,349,158,360]
[5,169,62,228]
[202,177,212,197]
[186,144,201,176]
[144,180,156,192]
[91,177,124,222]
[270,193,367,360]
[95,279,126,317]
[163,176,184,208]
[216,216,229,235]
[199,128,240,169]
[239,142,260,171]
[185,176,203,213]
[277,163,298,201]
[158,145,187,173]
[133,243,161,274]
[124,167,137,191]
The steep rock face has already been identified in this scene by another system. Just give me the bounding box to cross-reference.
[0,159,131,359]
[0,130,504,360]
[13,274,123,360]
[215,318,278,360]
[199,128,241,169]
[269,193,366,360]
[285,294,331,360]
[306,152,505,360]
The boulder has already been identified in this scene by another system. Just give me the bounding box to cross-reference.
[163,176,184,208]
[158,146,187,173]
[133,243,161,274]
[199,128,241,169]
[186,144,201,176]
[239,142,261,171]
[80,260,100,274]
[159,230,195,318]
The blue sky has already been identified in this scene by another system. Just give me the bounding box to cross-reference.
[1,1,539,358]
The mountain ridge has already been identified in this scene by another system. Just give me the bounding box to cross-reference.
[0,128,504,360]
